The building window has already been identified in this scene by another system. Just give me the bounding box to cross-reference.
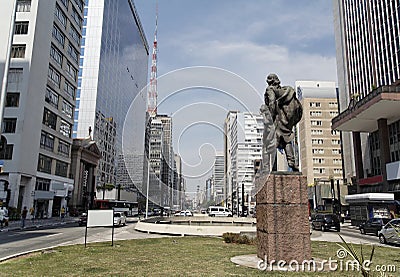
[72,0,83,11]
[2,118,17,133]
[310,111,322,117]
[16,0,31,12]
[66,62,77,80]
[55,4,67,27]
[60,0,69,9]
[0,145,14,160]
[55,160,68,177]
[313,167,326,174]
[69,25,81,45]
[38,154,52,174]
[35,177,50,191]
[11,45,26,58]
[334,168,343,174]
[333,159,342,164]
[331,130,340,136]
[40,131,55,151]
[312,149,324,154]
[332,139,341,145]
[50,44,63,67]
[45,87,59,108]
[332,149,341,155]
[42,108,57,130]
[312,139,324,145]
[313,158,325,164]
[310,102,321,108]
[58,140,70,157]
[48,66,61,87]
[62,100,73,118]
[311,129,323,135]
[329,102,338,108]
[60,119,71,137]
[71,7,82,27]
[64,81,76,98]
[5,93,20,107]
[52,25,65,47]
[67,43,79,63]
[330,111,339,117]
[14,21,29,35]
[7,68,23,84]
[311,120,322,126]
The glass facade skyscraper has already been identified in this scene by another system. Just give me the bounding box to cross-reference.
[74,0,149,189]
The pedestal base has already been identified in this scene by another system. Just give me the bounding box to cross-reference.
[256,172,311,262]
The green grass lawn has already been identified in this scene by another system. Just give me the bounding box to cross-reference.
[0,237,399,276]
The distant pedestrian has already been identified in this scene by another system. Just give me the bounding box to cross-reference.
[61,206,65,221]
[29,207,34,221]
[21,206,28,228]
[0,206,5,230]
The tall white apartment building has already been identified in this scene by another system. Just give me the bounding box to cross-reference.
[213,152,225,205]
[224,111,263,212]
[295,81,347,209]
[0,0,84,217]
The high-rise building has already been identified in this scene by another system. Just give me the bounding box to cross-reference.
[295,81,347,209]
[332,0,400,220]
[224,111,263,212]
[74,0,149,193]
[0,0,84,217]
[173,153,183,209]
[205,176,213,203]
[213,152,225,205]
[157,114,174,206]
[143,115,164,207]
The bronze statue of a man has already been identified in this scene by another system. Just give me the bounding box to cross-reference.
[262,73,302,172]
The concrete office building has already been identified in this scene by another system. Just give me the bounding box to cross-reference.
[0,0,84,217]
[213,152,225,205]
[157,114,174,206]
[74,0,149,194]
[296,81,346,209]
[333,0,400,221]
[224,111,263,213]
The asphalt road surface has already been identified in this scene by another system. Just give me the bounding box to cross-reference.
[0,222,166,261]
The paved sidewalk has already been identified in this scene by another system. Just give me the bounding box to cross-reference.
[0,216,78,232]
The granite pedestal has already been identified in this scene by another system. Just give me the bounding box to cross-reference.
[256,172,311,262]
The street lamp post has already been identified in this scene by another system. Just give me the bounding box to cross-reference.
[145,156,150,219]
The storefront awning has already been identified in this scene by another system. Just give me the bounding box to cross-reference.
[345,193,394,203]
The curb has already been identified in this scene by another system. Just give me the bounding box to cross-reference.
[0,246,58,263]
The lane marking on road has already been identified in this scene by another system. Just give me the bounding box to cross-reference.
[45,233,63,238]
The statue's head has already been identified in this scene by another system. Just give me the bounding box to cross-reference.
[266,73,280,86]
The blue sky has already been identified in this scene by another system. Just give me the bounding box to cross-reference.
[133,0,338,196]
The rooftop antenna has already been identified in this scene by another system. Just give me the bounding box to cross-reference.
[147,1,158,117]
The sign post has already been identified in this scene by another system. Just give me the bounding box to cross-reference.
[85,210,114,247]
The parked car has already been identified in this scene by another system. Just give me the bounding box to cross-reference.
[311,213,340,232]
[78,213,87,226]
[207,206,233,217]
[174,210,193,217]
[378,219,400,245]
[113,212,127,226]
[359,217,391,236]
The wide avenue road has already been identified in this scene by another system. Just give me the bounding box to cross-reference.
[0,222,166,261]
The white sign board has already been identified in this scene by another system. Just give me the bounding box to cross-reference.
[87,210,113,227]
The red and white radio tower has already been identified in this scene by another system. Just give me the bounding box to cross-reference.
[147,3,158,117]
